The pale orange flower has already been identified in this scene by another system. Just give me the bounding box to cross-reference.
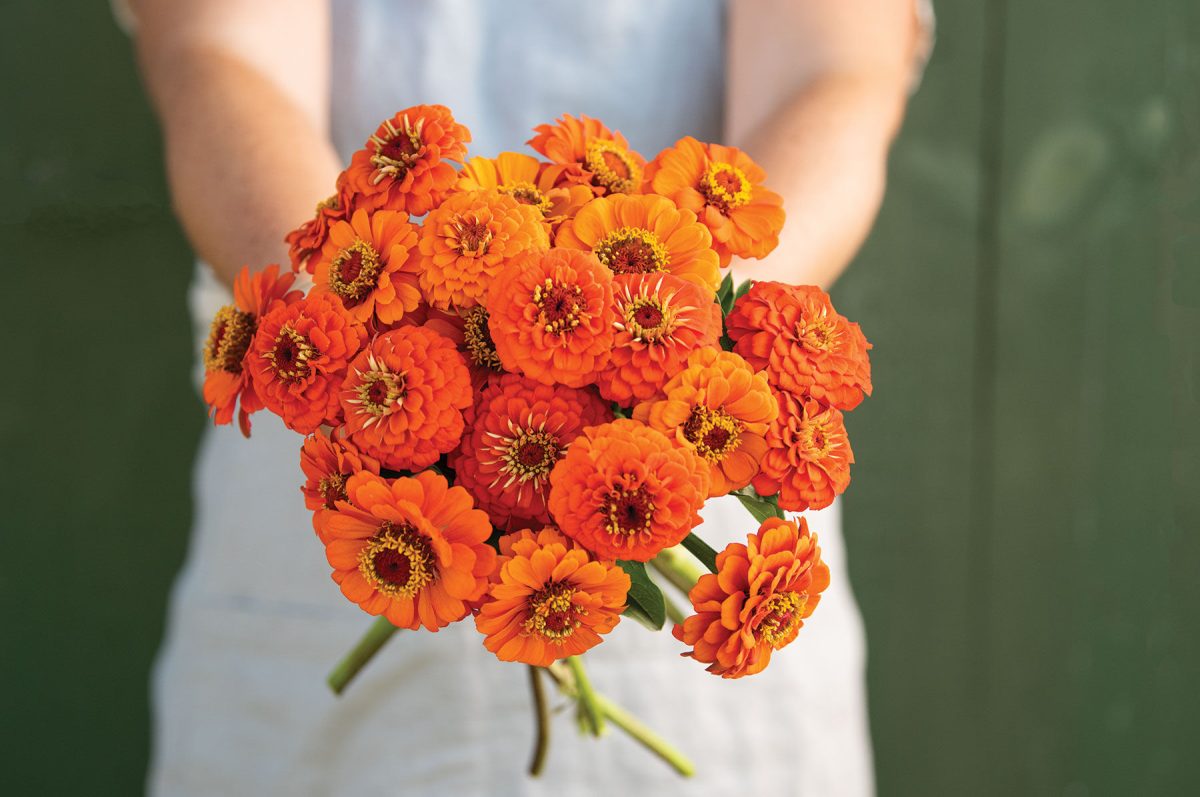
[527,114,645,196]
[457,151,593,228]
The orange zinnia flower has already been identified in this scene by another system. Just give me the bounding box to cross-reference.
[312,208,422,326]
[633,348,777,497]
[527,114,645,196]
[726,282,873,410]
[673,515,830,679]
[339,326,473,472]
[417,189,550,311]
[457,151,593,228]
[454,374,612,530]
[247,292,366,434]
[486,248,616,388]
[300,428,381,541]
[318,470,496,630]
[601,273,723,405]
[285,172,354,274]
[344,104,470,216]
[547,419,709,562]
[555,193,721,295]
[202,264,302,436]
[645,136,784,267]
[753,391,854,512]
[475,527,630,666]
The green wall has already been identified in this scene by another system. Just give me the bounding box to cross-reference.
[2,2,1197,794]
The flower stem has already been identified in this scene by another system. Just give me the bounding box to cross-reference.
[526,665,551,777]
[565,655,605,736]
[681,532,719,574]
[651,546,707,594]
[327,616,398,695]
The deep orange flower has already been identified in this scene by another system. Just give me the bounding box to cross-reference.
[673,515,830,679]
[645,137,784,267]
[486,248,615,388]
[475,527,630,666]
[318,470,496,630]
[726,282,873,410]
[417,189,550,311]
[454,374,612,530]
[527,114,645,196]
[547,419,709,562]
[285,172,354,274]
[457,151,593,228]
[202,264,302,436]
[247,292,366,434]
[633,348,777,497]
[601,273,723,405]
[344,105,470,216]
[312,208,421,326]
[752,391,853,512]
[555,193,721,296]
[300,428,381,541]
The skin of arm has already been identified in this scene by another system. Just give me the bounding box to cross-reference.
[129,0,339,288]
[726,0,922,289]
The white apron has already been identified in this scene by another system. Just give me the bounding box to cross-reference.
[151,2,875,794]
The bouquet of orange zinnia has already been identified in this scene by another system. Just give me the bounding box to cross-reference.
[201,106,872,777]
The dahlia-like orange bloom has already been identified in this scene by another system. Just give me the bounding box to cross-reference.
[247,292,366,434]
[633,348,777,497]
[547,419,709,562]
[454,374,612,530]
[673,515,829,679]
[300,428,381,541]
[318,470,496,630]
[754,391,854,512]
[339,326,473,472]
[285,172,354,274]
[645,136,785,267]
[726,282,873,410]
[417,189,550,311]
[486,248,616,388]
[601,273,723,405]
[527,114,646,196]
[475,527,630,666]
[312,208,421,326]
[457,152,593,228]
[202,264,302,436]
[555,193,721,296]
[344,104,470,216]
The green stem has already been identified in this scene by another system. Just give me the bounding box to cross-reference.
[565,655,606,736]
[681,532,720,574]
[526,665,550,777]
[327,616,398,695]
[651,546,707,595]
[661,591,687,626]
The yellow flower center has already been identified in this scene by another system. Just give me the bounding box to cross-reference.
[798,415,838,460]
[499,428,562,490]
[359,521,437,598]
[618,293,678,343]
[795,309,841,353]
[594,227,670,275]
[700,161,753,211]
[346,354,407,424]
[328,239,382,303]
[450,212,494,257]
[318,472,349,510]
[369,114,425,184]
[264,324,318,381]
[532,278,587,335]
[603,486,655,537]
[755,591,807,648]
[681,405,743,462]
[584,140,641,194]
[204,305,255,373]
[524,581,583,641]
[462,306,503,371]
[316,194,340,214]
[499,181,552,215]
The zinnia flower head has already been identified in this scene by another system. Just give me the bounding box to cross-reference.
[527,114,645,196]
[285,173,354,274]
[248,292,367,434]
[601,273,723,404]
[339,325,473,472]
[318,470,496,630]
[417,188,550,311]
[645,136,785,267]
[454,374,612,530]
[548,419,709,562]
[486,248,616,388]
[300,427,381,541]
[457,151,593,229]
[202,264,302,436]
[345,104,470,216]
[753,391,853,512]
[633,348,777,497]
[555,193,721,296]
[673,515,830,678]
[475,526,630,666]
[726,282,873,410]
[312,208,422,326]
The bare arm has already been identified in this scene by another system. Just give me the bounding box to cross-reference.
[727,0,923,288]
[129,0,340,288]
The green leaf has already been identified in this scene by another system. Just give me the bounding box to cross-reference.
[617,560,666,630]
[733,278,754,304]
[716,271,735,316]
[680,533,719,574]
[733,487,785,524]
